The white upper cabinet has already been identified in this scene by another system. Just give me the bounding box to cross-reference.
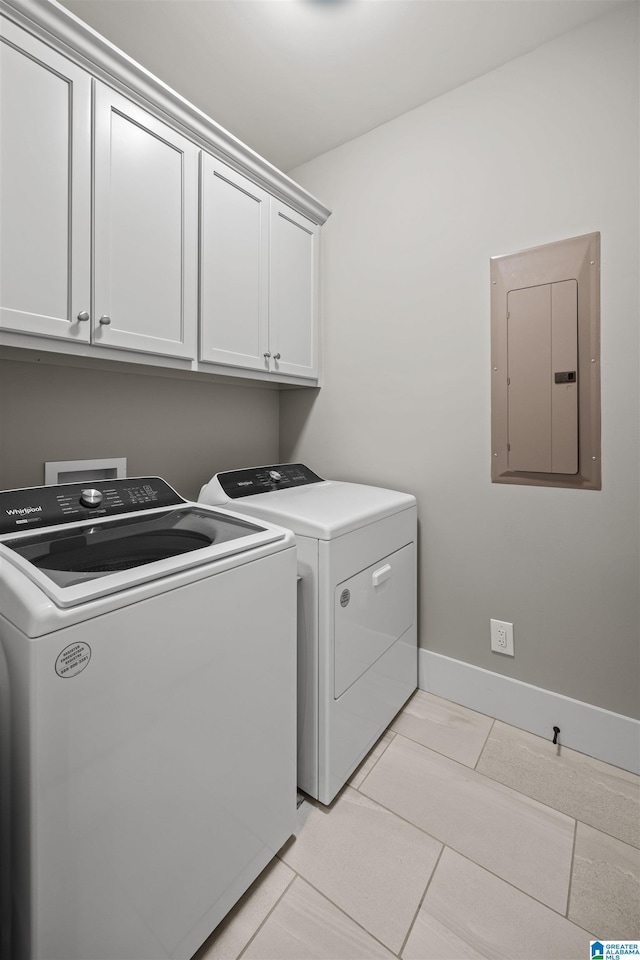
[0,0,329,382]
[200,156,270,370]
[269,202,319,380]
[0,17,91,342]
[200,161,319,380]
[93,84,198,359]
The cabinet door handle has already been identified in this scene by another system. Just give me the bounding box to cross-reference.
[99,315,111,325]
[77,310,90,322]
[273,353,281,360]
[263,352,271,359]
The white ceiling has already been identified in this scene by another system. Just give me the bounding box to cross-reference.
[59,0,629,172]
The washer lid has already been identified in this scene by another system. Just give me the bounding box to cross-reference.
[211,481,416,539]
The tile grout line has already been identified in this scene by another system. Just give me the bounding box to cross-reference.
[209,695,637,959]
[288,871,405,958]
[474,716,496,771]
[236,701,636,956]
[276,841,595,959]
[369,708,638,850]
[377,731,576,831]
[356,776,582,924]
[382,726,492,772]
[353,730,396,793]
[565,817,579,922]
[473,751,640,850]
[397,843,446,958]
[420,692,640,779]
[235,868,297,960]
[390,728,636,853]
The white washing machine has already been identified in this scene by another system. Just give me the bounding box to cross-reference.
[199,464,417,805]
[0,477,297,960]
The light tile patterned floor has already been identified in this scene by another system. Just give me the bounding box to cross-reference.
[194,691,640,960]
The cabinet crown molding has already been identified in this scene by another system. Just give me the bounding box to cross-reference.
[0,0,331,226]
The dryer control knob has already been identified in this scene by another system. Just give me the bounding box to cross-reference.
[269,470,282,482]
[80,488,103,508]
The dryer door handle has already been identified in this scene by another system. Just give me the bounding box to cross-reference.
[372,563,392,587]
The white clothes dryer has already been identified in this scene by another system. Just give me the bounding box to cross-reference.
[199,464,417,805]
[0,477,297,960]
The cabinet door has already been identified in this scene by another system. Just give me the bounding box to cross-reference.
[93,84,197,358]
[200,156,270,370]
[269,202,319,379]
[0,18,91,341]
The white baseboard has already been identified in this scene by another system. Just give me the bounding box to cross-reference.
[419,650,640,775]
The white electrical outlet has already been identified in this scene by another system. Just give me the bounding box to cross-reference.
[490,619,514,656]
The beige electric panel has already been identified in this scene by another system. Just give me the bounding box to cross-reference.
[491,233,600,489]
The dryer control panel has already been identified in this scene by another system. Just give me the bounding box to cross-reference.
[0,477,185,534]
[217,463,323,499]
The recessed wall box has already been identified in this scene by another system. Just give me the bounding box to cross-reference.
[491,233,601,489]
[44,457,127,485]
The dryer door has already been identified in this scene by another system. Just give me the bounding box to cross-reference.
[334,543,414,699]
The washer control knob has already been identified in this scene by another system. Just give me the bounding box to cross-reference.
[268,470,282,482]
[80,488,103,508]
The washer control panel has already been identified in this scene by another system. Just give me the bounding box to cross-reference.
[0,477,185,534]
[217,463,323,499]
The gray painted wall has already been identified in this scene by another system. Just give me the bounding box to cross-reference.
[0,358,279,501]
[281,6,640,719]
